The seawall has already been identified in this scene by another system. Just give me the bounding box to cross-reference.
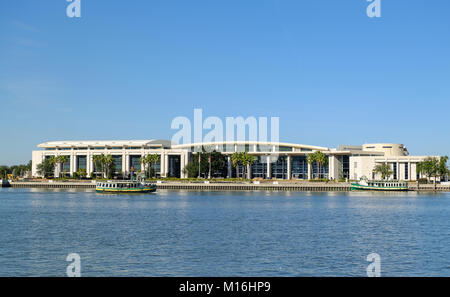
[6,181,450,192]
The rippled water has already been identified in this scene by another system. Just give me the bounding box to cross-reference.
[0,188,449,276]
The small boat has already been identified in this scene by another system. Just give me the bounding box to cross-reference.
[351,178,408,191]
[96,180,156,194]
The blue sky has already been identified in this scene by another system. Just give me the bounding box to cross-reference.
[0,0,449,165]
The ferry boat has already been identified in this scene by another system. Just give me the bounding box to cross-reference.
[351,178,408,191]
[96,180,156,194]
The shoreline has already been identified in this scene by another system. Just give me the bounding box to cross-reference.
[3,180,450,192]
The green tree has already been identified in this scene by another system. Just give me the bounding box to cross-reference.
[58,155,68,177]
[314,151,328,179]
[103,154,114,178]
[77,168,87,179]
[416,157,439,185]
[231,152,243,178]
[306,153,315,179]
[373,163,394,180]
[241,152,256,180]
[143,154,160,178]
[92,154,105,178]
[37,158,55,178]
[183,151,226,178]
[437,156,449,182]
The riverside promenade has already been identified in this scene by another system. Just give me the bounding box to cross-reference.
[5,180,450,192]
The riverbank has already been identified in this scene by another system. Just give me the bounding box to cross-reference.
[5,180,450,192]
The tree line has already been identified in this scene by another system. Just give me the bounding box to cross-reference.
[0,161,32,178]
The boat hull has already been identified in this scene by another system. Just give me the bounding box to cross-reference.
[96,186,156,194]
[351,183,408,191]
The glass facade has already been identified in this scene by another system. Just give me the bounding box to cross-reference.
[292,156,308,179]
[112,155,122,172]
[62,157,70,173]
[151,159,161,177]
[271,156,287,179]
[129,155,141,172]
[257,145,272,152]
[251,156,268,179]
[393,163,397,180]
[168,155,180,178]
[404,163,409,180]
[337,155,350,179]
[231,164,245,178]
[76,156,87,171]
[312,162,329,179]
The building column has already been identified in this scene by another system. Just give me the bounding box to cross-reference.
[180,154,185,178]
[87,154,93,177]
[121,153,126,175]
[411,163,417,181]
[164,154,169,177]
[328,156,334,180]
[125,154,130,175]
[160,153,165,177]
[287,155,291,180]
[70,154,75,177]
[266,155,271,179]
[408,162,411,180]
[247,164,251,179]
[396,162,400,180]
[227,156,232,178]
[308,162,312,180]
[86,153,90,176]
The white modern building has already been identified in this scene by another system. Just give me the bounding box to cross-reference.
[32,140,435,181]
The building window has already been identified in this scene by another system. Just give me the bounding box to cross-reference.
[404,163,409,180]
[251,156,268,179]
[271,156,287,179]
[292,156,308,179]
[76,156,87,171]
[393,163,397,180]
[129,155,141,172]
[112,155,122,172]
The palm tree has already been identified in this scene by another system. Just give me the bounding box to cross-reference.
[373,163,394,180]
[437,156,449,183]
[92,155,105,178]
[58,155,68,177]
[241,152,256,180]
[140,154,160,178]
[306,153,316,179]
[149,154,160,178]
[103,155,114,178]
[231,152,243,178]
[314,151,328,180]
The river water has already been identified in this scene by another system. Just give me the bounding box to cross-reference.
[0,188,449,276]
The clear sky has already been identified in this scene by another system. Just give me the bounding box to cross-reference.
[0,0,449,165]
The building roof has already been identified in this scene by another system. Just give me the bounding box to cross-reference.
[37,140,172,148]
[171,141,330,151]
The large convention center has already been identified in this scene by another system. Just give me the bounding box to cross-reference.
[31,140,436,181]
